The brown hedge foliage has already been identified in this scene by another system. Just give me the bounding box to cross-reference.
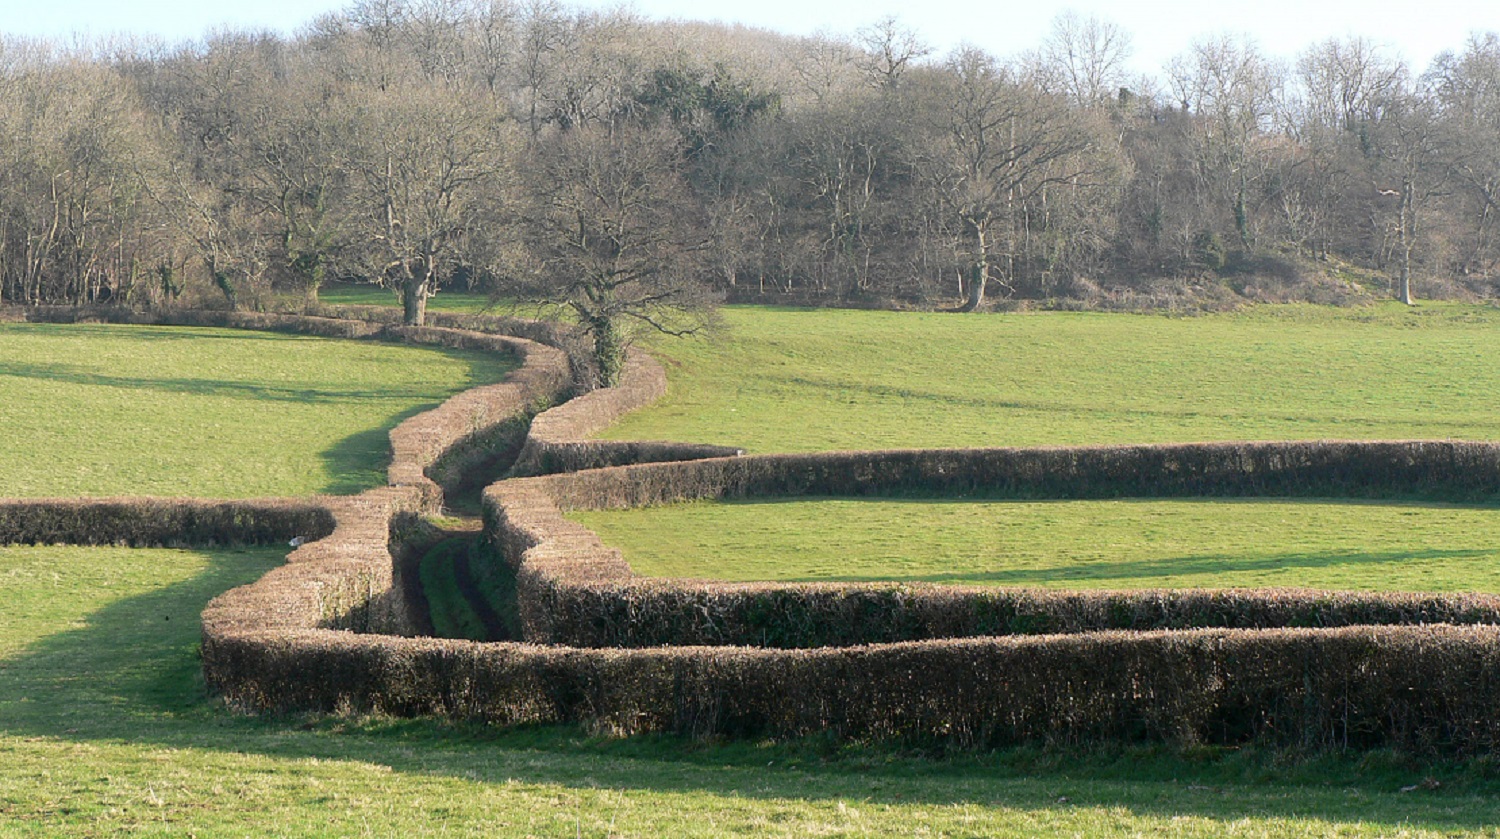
[383,328,571,511]
[0,498,334,547]
[487,441,1500,648]
[539,441,1500,510]
[303,303,593,385]
[510,350,741,477]
[201,622,1500,754]
[200,488,426,639]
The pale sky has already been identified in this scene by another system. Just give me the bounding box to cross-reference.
[3,0,1498,77]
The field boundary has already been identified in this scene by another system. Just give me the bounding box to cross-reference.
[510,349,743,476]
[488,441,1500,646]
[9,307,1500,752]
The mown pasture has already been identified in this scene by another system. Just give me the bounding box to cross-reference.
[603,302,1500,450]
[3,310,1500,835]
[0,323,514,498]
[576,496,1500,592]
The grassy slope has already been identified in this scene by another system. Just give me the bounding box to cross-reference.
[603,302,1500,450]
[577,497,1500,590]
[0,323,514,498]
[1,544,1496,837]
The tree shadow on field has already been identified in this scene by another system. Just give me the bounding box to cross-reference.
[816,547,1496,587]
[0,359,443,404]
[317,423,410,496]
[774,373,1500,436]
[2,550,1499,833]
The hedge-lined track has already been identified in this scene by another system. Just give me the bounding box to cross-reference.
[9,304,1500,756]
[201,334,1500,753]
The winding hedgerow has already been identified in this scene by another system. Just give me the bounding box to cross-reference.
[15,305,1500,754]
[510,350,741,477]
[487,441,1500,647]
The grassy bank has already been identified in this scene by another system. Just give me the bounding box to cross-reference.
[0,323,515,498]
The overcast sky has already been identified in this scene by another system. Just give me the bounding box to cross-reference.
[4,0,1498,76]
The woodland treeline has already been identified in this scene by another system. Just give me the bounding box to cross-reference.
[3,1,1500,354]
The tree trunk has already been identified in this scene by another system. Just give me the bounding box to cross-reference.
[957,223,990,312]
[402,275,429,326]
[1397,176,1415,306]
[958,259,987,312]
[591,315,625,388]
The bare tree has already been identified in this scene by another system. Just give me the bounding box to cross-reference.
[1035,11,1134,108]
[518,122,714,385]
[1429,33,1500,279]
[1294,36,1407,135]
[335,77,513,324]
[855,16,930,91]
[918,48,1105,310]
[1166,34,1286,253]
[1367,85,1449,304]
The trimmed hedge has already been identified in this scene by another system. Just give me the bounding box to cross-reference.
[201,622,1500,754]
[21,307,1500,753]
[510,349,741,477]
[486,441,1500,648]
[0,497,334,547]
[201,488,426,638]
[538,441,1500,509]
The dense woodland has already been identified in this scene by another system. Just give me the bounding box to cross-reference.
[3,0,1500,375]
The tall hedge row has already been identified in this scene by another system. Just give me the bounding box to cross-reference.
[487,441,1500,648]
[16,307,1500,753]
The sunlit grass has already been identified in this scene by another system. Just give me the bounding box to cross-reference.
[604,302,1500,452]
[576,497,1500,592]
[317,283,497,313]
[9,305,1500,834]
[0,323,515,498]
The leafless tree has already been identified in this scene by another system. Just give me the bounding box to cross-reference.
[518,122,714,385]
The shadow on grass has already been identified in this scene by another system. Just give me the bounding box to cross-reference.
[774,373,1500,436]
[1,550,1497,831]
[811,547,1496,587]
[0,359,447,405]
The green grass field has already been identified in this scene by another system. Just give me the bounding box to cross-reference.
[2,545,1498,836]
[576,497,1500,592]
[603,302,1500,451]
[0,323,514,498]
[7,308,1500,835]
